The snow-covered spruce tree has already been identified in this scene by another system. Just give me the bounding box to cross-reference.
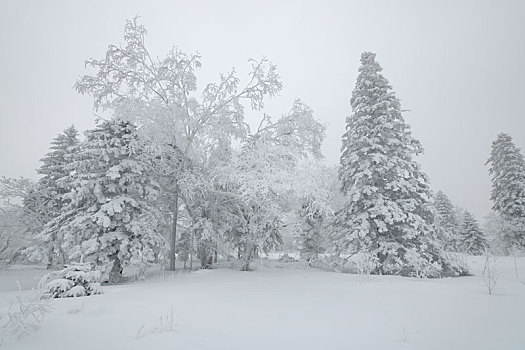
[458,211,488,255]
[25,126,79,268]
[433,190,460,251]
[486,133,525,252]
[41,119,164,282]
[333,52,446,277]
[33,126,79,219]
[41,262,102,298]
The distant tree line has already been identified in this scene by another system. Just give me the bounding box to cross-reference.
[1,18,523,280]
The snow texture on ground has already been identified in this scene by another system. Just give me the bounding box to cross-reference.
[1,256,524,350]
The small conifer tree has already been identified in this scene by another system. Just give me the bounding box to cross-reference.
[433,190,460,251]
[458,211,488,255]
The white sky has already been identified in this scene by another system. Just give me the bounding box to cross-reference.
[1,0,524,220]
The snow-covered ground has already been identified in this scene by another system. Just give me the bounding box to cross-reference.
[1,256,524,350]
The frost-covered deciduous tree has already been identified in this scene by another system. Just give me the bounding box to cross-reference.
[333,52,444,277]
[433,190,460,251]
[486,133,525,251]
[75,17,282,270]
[176,171,231,270]
[293,165,339,265]
[214,100,329,270]
[41,119,164,282]
[482,211,506,255]
[25,126,79,268]
[0,177,43,264]
[458,211,488,255]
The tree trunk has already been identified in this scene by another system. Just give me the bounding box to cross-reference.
[46,249,54,269]
[59,248,67,267]
[190,229,194,271]
[47,233,56,270]
[109,255,122,283]
[0,237,9,255]
[514,254,520,280]
[169,184,179,271]
[240,245,254,271]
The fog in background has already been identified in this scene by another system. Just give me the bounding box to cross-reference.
[1,0,524,220]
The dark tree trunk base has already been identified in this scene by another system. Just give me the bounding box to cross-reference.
[109,256,123,283]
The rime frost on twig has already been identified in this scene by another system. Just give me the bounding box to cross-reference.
[0,282,52,344]
[482,253,500,295]
[135,307,176,339]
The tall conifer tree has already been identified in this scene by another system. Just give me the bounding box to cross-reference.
[486,133,525,251]
[25,125,79,268]
[333,52,442,276]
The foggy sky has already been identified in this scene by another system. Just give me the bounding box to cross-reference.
[1,0,524,221]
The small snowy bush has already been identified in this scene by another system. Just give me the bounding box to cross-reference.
[40,263,102,299]
[404,248,443,278]
[354,251,379,276]
[441,252,470,277]
[278,253,298,263]
[20,246,47,264]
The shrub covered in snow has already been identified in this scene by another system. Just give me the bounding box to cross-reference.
[278,253,298,263]
[353,252,380,276]
[40,263,102,298]
[440,252,470,277]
